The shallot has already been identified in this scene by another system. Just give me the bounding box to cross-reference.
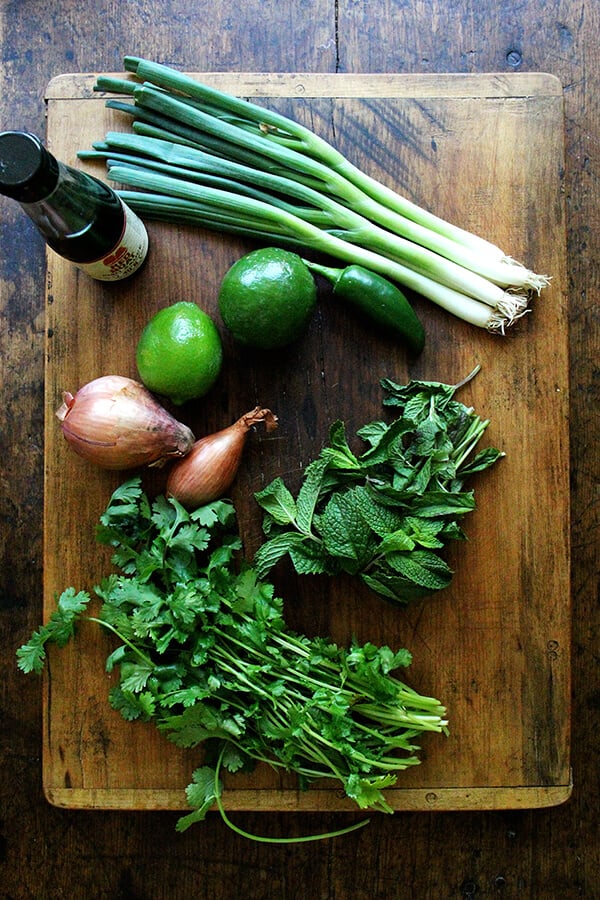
[166,406,278,508]
[56,375,195,470]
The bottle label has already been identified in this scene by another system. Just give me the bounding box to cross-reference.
[76,201,149,281]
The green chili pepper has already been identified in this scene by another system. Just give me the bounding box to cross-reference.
[306,261,425,354]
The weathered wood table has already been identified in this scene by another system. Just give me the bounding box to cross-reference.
[1,2,597,897]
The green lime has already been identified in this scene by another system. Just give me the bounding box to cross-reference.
[136,301,223,405]
[218,247,317,349]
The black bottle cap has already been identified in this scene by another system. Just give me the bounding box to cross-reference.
[0,131,60,202]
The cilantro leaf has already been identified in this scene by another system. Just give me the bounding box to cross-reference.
[16,588,90,674]
[176,766,222,832]
[119,659,155,693]
[109,686,156,721]
[160,704,244,747]
[344,773,398,813]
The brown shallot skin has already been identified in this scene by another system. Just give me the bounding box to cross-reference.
[166,406,278,508]
[56,375,195,470]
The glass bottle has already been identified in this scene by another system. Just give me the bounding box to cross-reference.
[0,131,148,281]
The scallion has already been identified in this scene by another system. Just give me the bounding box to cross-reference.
[82,58,550,331]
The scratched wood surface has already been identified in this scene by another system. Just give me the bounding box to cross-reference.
[2,2,598,898]
[42,72,570,815]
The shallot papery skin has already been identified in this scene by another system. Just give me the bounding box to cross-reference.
[167,406,278,508]
[56,375,195,470]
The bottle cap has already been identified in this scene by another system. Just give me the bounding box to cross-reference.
[0,131,60,201]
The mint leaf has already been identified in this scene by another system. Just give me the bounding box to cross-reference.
[289,540,332,575]
[385,549,453,590]
[381,377,456,411]
[361,571,432,604]
[254,477,298,526]
[458,446,504,478]
[351,485,405,537]
[317,490,376,572]
[411,490,476,517]
[402,517,445,549]
[253,532,308,578]
[320,420,361,470]
[377,529,415,553]
[295,456,328,533]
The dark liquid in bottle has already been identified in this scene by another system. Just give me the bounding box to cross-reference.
[23,165,125,263]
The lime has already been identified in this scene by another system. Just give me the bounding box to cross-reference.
[136,301,223,405]
[218,248,317,349]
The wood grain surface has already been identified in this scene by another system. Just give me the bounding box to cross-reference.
[42,72,570,816]
[1,2,598,898]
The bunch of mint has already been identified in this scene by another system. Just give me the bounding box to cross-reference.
[254,371,503,605]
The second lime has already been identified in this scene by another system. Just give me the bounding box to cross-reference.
[218,248,317,349]
[136,301,223,405]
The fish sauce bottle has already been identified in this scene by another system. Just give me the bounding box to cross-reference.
[0,131,148,280]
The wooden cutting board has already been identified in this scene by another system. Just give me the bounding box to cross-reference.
[42,71,571,813]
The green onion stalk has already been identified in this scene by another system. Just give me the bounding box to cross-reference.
[81,57,550,332]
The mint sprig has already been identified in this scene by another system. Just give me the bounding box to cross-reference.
[254,369,503,605]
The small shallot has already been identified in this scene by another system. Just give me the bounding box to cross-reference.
[166,406,278,508]
[56,375,195,470]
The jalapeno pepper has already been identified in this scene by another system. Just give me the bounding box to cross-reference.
[306,262,425,354]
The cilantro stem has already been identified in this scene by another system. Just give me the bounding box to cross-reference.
[87,616,155,668]
[212,751,370,843]
[211,623,446,748]
[356,703,448,729]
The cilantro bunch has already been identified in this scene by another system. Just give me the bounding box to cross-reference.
[18,478,447,839]
[254,370,503,605]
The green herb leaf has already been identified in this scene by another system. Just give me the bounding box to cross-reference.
[253,532,309,579]
[344,773,398,813]
[318,489,377,572]
[295,456,329,533]
[254,477,298,527]
[16,588,90,674]
[385,549,453,590]
[289,539,333,575]
[176,766,222,832]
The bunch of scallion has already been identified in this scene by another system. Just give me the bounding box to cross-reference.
[80,57,549,332]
